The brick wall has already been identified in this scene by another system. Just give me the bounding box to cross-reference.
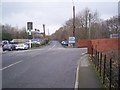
[91,38,120,53]
[77,38,120,54]
[77,39,91,54]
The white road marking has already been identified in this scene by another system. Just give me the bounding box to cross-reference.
[0,60,23,71]
[52,44,56,48]
[49,42,56,50]
[74,63,79,90]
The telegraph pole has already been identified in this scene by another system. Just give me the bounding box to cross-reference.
[72,0,76,47]
[73,1,75,37]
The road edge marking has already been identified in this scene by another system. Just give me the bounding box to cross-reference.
[0,60,23,71]
[74,63,80,90]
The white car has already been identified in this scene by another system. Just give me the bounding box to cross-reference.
[16,43,29,50]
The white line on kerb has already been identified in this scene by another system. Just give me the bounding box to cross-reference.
[0,60,23,71]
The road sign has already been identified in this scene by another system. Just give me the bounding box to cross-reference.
[68,37,76,44]
[27,22,33,30]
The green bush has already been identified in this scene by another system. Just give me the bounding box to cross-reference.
[31,43,41,48]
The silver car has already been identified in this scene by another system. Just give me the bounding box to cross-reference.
[3,44,13,51]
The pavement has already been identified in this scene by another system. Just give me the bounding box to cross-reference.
[77,54,102,89]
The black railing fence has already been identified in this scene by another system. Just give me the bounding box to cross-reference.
[91,47,120,90]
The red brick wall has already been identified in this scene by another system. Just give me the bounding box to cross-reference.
[77,39,89,48]
[91,38,120,53]
[77,38,120,54]
[77,39,91,54]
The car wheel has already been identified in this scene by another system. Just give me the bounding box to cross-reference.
[9,48,12,51]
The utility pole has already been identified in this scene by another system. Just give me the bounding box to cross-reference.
[43,24,46,38]
[73,2,75,37]
[72,0,76,47]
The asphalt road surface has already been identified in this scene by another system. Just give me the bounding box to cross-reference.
[2,41,87,88]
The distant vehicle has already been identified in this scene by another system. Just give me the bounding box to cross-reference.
[61,41,68,46]
[15,43,29,50]
[31,39,41,44]
[2,40,15,51]
[9,41,18,50]
[3,44,13,51]
[110,34,120,38]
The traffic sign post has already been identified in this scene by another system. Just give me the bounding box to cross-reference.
[68,36,76,47]
[27,22,33,48]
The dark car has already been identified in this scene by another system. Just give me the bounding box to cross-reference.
[3,44,13,51]
[2,40,16,51]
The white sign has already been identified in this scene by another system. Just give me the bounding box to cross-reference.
[68,37,76,44]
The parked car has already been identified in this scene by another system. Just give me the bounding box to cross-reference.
[15,43,29,50]
[9,41,18,50]
[2,40,15,51]
[31,39,41,44]
[3,44,13,51]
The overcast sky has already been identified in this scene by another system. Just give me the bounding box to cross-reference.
[1,0,120,35]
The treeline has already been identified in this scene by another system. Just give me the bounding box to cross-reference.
[51,8,119,42]
[0,24,28,41]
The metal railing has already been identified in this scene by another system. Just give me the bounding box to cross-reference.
[91,47,120,90]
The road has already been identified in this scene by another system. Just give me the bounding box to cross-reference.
[2,41,87,88]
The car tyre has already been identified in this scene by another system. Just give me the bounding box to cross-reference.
[9,48,12,51]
